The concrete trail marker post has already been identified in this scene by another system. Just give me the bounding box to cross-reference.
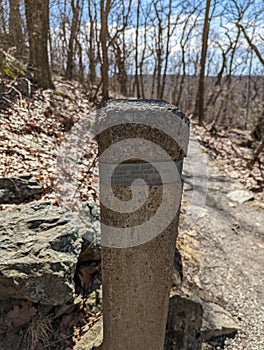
[96,100,189,350]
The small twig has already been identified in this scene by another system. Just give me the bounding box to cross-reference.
[2,95,13,105]
[41,334,73,349]
[11,85,23,104]
[70,152,98,204]
[21,77,32,97]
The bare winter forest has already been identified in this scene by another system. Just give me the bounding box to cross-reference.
[1,0,263,187]
[1,0,263,126]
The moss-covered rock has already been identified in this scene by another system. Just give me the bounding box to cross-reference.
[0,49,26,79]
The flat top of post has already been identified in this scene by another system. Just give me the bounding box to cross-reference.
[99,99,189,126]
[95,99,190,157]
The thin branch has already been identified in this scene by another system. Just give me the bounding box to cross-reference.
[237,23,264,66]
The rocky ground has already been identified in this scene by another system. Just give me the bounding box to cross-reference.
[180,137,264,350]
[0,77,263,349]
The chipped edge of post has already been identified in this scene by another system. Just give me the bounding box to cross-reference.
[95,99,190,157]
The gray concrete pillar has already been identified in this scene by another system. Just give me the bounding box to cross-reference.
[96,100,189,350]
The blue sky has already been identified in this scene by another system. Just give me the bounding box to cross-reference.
[48,0,264,76]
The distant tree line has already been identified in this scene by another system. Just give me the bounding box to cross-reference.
[0,0,263,131]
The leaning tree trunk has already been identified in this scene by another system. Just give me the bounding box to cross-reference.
[24,0,54,89]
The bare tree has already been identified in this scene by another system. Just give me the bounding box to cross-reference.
[65,0,82,80]
[0,0,9,50]
[109,0,132,96]
[176,3,201,107]
[49,0,69,74]
[8,0,24,58]
[237,21,264,66]
[138,2,153,99]
[194,0,212,124]
[87,0,97,87]
[24,0,54,88]
[100,0,111,100]
[153,1,163,99]
[134,0,141,98]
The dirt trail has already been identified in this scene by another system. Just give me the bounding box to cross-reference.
[181,136,264,349]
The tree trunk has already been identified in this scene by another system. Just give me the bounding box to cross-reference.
[114,43,127,96]
[194,0,211,124]
[65,0,81,80]
[8,0,24,58]
[160,0,173,100]
[24,0,54,89]
[88,0,96,86]
[100,0,110,100]
[134,0,141,98]
[155,5,162,99]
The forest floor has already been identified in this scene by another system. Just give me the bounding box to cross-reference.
[0,77,263,349]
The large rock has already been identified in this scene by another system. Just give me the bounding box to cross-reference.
[0,174,43,204]
[78,202,101,263]
[201,302,239,340]
[0,201,82,305]
[165,292,203,350]
[74,318,103,350]
[226,182,254,204]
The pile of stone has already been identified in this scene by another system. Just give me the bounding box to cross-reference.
[0,175,238,350]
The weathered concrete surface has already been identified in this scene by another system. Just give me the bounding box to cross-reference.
[97,100,189,350]
[0,201,81,305]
